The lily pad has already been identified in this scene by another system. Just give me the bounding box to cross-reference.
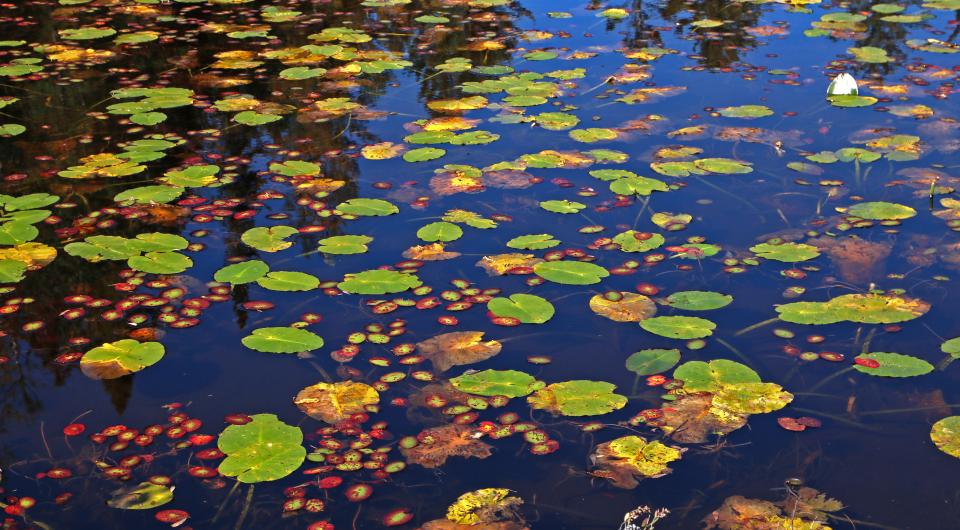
[846,201,916,220]
[931,416,960,458]
[853,352,934,377]
[338,269,422,294]
[417,221,463,242]
[241,226,298,252]
[218,414,306,483]
[528,380,628,416]
[450,369,544,397]
[294,381,380,423]
[534,261,609,285]
[640,316,716,339]
[750,242,821,262]
[625,349,681,375]
[487,294,555,324]
[337,198,399,216]
[318,235,372,254]
[214,260,269,284]
[665,291,733,311]
[242,327,324,354]
[80,340,165,380]
[539,200,586,214]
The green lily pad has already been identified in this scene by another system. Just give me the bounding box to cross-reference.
[487,294,555,324]
[613,231,664,252]
[218,414,306,483]
[450,369,544,397]
[694,158,753,174]
[533,261,609,285]
[0,259,26,283]
[241,226,298,252]
[941,337,960,358]
[127,251,192,274]
[828,95,878,107]
[506,234,559,250]
[750,242,821,262]
[640,316,716,339]
[776,293,930,325]
[107,482,173,510]
[242,327,325,354]
[717,105,773,118]
[255,271,320,292]
[665,291,733,311]
[338,269,422,294]
[931,416,960,458]
[403,147,445,162]
[625,349,681,375]
[337,198,399,216]
[846,201,916,220]
[528,380,628,416]
[539,200,586,214]
[673,359,760,392]
[234,111,283,126]
[214,260,269,284]
[318,235,372,254]
[80,340,165,380]
[853,352,934,377]
[417,221,463,242]
[113,185,183,205]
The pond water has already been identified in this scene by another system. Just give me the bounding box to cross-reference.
[1,0,960,529]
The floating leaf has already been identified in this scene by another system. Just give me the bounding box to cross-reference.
[218,414,306,483]
[673,359,760,392]
[506,234,559,250]
[590,436,684,488]
[337,198,399,216]
[776,293,930,325]
[80,340,164,380]
[401,424,492,469]
[665,291,733,311]
[256,271,320,291]
[589,292,656,322]
[417,331,502,372]
[539,200,585,214]
[214,260,269,284]
[625,349,681,375]
[487,294,555,324]
[853,352,933,377]
[242,327,324,354]
[846,201,916,220]
[294,381,380,423]
[528,380,627,416]
[717,105,773,118]
[338,269,422,294]
[127,251,192,274]
[750,242,821,262]
[534,261,609,285]
[450,369,543,397]
[640,316,716,339]
[107,482,173,510]
[417,221,463,242]
[931,416,960,458]
[241,226,298,252]
[318,235,372,255]
[445,489,522,526]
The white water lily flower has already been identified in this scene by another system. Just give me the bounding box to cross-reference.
[826,72,858,96]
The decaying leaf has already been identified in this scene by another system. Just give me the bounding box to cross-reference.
[416,331,502,372]
[293,381,380,423]
[400,424,492,468]
[590,435,684,488]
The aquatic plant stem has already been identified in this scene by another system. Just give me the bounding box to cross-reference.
[735,317,779,336]
[807,366,855,393]
[234,484,254,530]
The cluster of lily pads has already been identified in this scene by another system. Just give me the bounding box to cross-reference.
[1,0,960,528]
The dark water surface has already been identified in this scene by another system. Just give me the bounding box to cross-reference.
[1,0,960,529]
